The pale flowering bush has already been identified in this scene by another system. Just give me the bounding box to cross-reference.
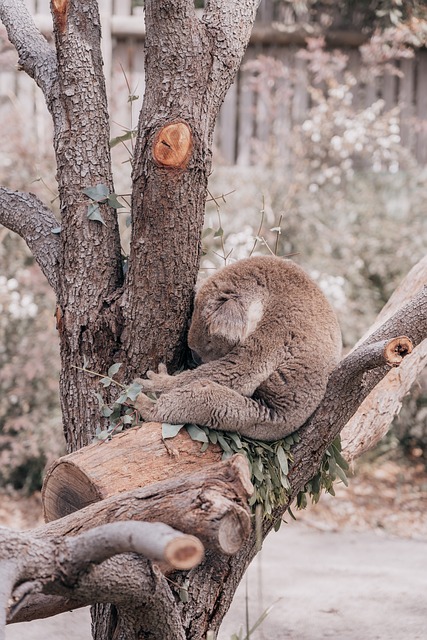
[0,235,63,493]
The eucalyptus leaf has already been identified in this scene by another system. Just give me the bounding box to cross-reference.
[87,203,106,226]
[276,445,289,476]
[108,362,122,377]
[83,183,109,202]
[126,382,143,401]
[217,433,232,452]
[108,193,124,209]
[186,424,209,443]
[162,423,185,439]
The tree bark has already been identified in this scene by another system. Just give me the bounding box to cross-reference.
[342,256,427,461]
[42,423,223,521]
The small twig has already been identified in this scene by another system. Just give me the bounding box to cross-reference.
[72,365,126,389]
[249,195,266,257]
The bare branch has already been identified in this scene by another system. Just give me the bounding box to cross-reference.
[59,521,204,576]
[0,188,60,293]
[0,0,57,99]
[342,256,427,460]
[2,520,202,633]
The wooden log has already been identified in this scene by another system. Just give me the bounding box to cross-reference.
[42,422,222,522]
[40,454,253,556]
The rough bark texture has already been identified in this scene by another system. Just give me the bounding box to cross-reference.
[39,454,253,557]
[119,0,257,377]
[342,256,427,460]
[42,423,223,521]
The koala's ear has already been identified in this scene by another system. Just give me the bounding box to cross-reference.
[206,296,264,343]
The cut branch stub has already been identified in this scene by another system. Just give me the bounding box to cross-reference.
[153,122,193,168]
[52,0,68,33]
[383,335,413,366]
[42,423,222,522]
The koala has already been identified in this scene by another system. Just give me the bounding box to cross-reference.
[135,255,342,441]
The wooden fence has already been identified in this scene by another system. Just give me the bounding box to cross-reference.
[0,1,426,166]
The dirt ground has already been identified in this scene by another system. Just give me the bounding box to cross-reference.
[2,455,427,640]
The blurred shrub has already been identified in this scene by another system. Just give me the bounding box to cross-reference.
[0,233,63,493]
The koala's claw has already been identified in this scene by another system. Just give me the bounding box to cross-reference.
[136,363,175,394]
[134,391,157,421]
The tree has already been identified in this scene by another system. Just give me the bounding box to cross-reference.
[0,1,426,639]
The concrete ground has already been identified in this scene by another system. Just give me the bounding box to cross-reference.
[5,519,427,640]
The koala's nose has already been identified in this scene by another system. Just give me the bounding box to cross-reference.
[190,349,202,366]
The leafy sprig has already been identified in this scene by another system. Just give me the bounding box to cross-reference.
[162,423,349,519]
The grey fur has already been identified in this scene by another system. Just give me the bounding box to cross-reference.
[136,256,342,441]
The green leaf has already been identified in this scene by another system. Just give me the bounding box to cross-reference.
[217,433,232,453]
[87,203,106,226]
[276,445,289,476]
[101,405,113,418]
[122,415,134,425]
[200,441,210,453]
[99,377,111,388]
[108,362,122,378]
[126,382,143,401]
[331,445,350,471]
[94,392,105,409]
[127,94,139,102]
[162,423,185,439]
[208,431,218,444]
[334,464,349,487]
[202,227,214,238]
[83,183,109,202]
[186,424,209,443]
[51,226,62,234]
[108,193,124,209]
[96,430,111,441]
[228,432,243,449]
[214,227,224,238]
[273,517,282,532]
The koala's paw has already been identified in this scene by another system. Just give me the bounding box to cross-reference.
[133,391,158,421]
[135,363,175,393]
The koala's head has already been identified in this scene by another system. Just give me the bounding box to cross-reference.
[188,279,265,363]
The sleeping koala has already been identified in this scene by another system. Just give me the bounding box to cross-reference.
[135,256,342,441]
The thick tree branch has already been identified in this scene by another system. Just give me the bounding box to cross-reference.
[121,0,258,380]
[342,256,427,460]
[202,0,257,109]
[0,0,57,99]
[289,287,426,488]
[0,188,60,293]
[9,557,186,640]
[41,452,252,556]
[2,521,202,631]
